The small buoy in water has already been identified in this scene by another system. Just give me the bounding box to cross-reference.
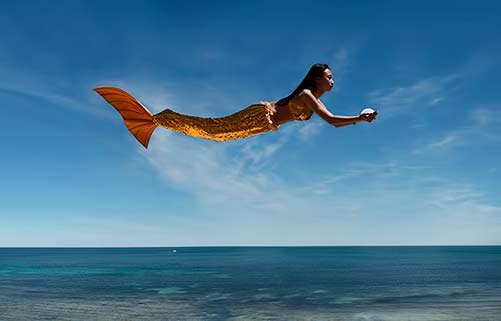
[172,249,177,253]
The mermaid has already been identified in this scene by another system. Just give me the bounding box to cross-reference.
[94,64,377,148]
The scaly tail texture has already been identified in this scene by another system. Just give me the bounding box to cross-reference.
[152,103,278,142]
[93,86,158,148]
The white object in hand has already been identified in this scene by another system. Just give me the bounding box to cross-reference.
[360,108,376,115]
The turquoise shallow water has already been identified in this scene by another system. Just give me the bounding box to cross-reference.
[0,246,500,320]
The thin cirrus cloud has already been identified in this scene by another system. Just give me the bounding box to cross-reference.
[142,122,327,215]
[329,47,352,86]
[306,159,501,214]
[297,118,326,143]
[368,74,460,118]
[280,158,501,245]
[0,64,114,120]
[412,106,501,154]
[144,132,288,211]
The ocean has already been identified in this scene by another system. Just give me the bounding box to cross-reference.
[0,247,500,321]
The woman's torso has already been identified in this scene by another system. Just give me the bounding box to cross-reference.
[272,91,314,125]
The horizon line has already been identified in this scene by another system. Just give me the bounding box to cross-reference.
[1,244,500,249]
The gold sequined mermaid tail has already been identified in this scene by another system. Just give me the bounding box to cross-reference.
[93,86,278,148]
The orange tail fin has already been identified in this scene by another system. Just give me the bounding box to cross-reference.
[93,86,158,149]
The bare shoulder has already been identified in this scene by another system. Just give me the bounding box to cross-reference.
[298,88,314,98]
[297,89,319,108]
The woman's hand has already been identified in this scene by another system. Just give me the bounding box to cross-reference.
[359,108,377,123]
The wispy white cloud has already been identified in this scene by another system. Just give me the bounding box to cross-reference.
[0,64,112,119]
[8,154,499,246]
[470,107,501,127]
[300,163,427,215]
[325,46,356,93]
[330,47,351,79]
[353,165,499,221]
[303,159,501,211]
[1,81,111,119]
[238,134,288,170]
[144,132,288,211]
[297,118,325,143]
[412,128,470,154]
[143,124,334,214]
[310,160,501,245]
[0,62,249,122]
[368,74,459,117]
[99,77,225,116]
[412,106,501,154]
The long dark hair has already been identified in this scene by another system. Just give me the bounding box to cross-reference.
[275,63,330,107]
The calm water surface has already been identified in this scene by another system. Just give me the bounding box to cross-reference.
[1,247,500,320]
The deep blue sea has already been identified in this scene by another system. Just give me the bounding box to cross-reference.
[0,247,500,321]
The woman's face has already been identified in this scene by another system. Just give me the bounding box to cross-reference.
[316,68,334,92]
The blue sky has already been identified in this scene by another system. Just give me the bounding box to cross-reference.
[1,0,500,246]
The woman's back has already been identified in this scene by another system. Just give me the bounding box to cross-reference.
[273,90,314,124]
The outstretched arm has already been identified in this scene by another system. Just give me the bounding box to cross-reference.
[333,115,374,127]
[301,91,376,127]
